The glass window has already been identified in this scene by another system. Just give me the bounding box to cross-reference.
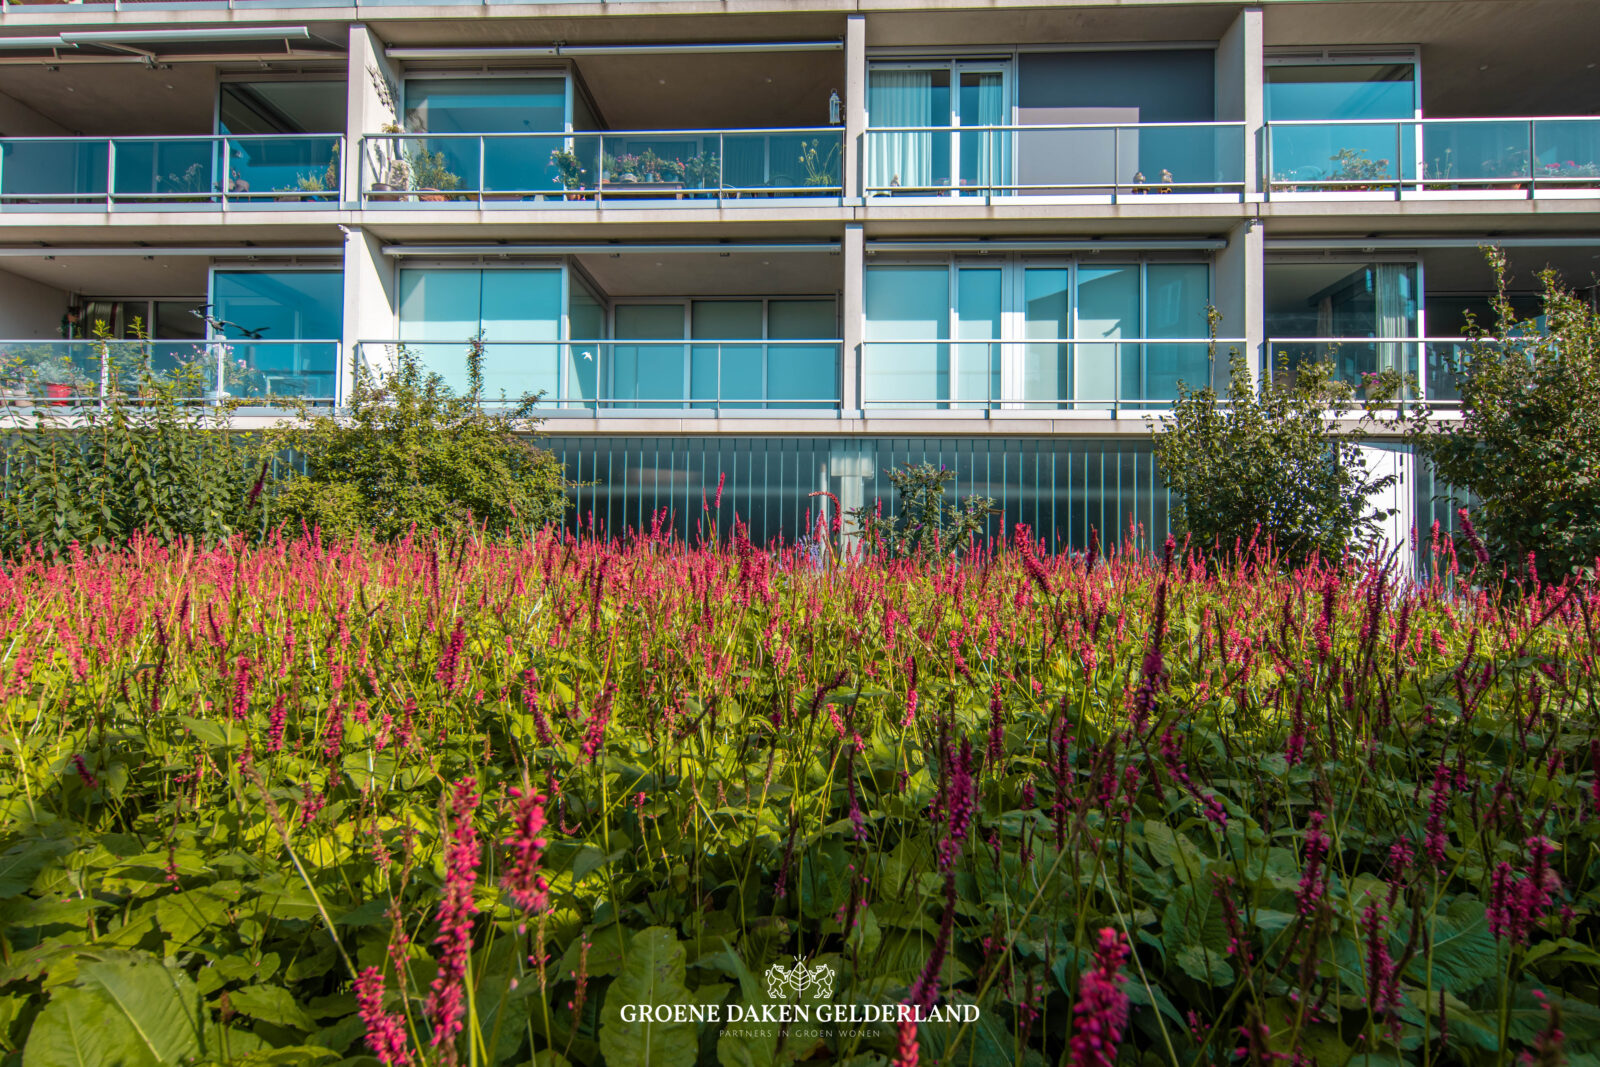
[956,266,1002,405]
[864,265,949,406]
[404,78,568,195]
[613,305,687,405]
[691,301,763,405]
[1023,267,1069,405]
[1144,264,1212,400]
[1076,265,1140,403]
[404,78,566,134]
[397,268,563,398]
[1265,261,1419,385]
[1265,64,1415,122]
[767,300,838,406]
[220,82,345,135]
[867,69,951,191]
[212,270,342,400]
[567,276,605,403]
[1266,64,1416,189]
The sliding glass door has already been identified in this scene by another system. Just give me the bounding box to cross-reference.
[868,62,1010,194]
[397,267,564,398]
[864,258,1212,408]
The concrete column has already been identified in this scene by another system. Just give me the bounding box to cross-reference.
[1216,7,1264,200]
[841,223,864,415]
[339,226,396,403]
[1214,217,1264,392]
[345,24,404,206]
[843,15,867,202]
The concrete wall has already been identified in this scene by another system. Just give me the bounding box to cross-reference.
[0,270,72,340]
[0,91,71,137]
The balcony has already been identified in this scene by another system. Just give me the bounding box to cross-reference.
[1264,117,1600,199]
[859,338,1239,413]
[1262,338,1486,404]
[0,338,340,406]
[0,135,345,210]
[358,130,844,207]
[862,122,1247,201]
[354,339,844,416]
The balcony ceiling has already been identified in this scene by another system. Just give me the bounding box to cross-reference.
[0,59,341,137]
[1262,0,1600,115]
[574,50,843,131]
[0,64,217,135]
[371,14,847,48]
[0,256,210,297]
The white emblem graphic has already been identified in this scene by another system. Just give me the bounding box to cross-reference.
[763,956,835,1001]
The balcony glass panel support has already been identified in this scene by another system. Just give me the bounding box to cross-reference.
[0,135,344,208]
[862,122,1245,197]
[1264,118,1600,195]
[360,129,843,204]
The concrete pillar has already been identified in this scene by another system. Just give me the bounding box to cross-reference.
[1216,7,1264,200]
[345,24,404,206]
[841,223,864,414]
[339,226,396,403]
[1214,217,1264,392]
[843,15,867,202]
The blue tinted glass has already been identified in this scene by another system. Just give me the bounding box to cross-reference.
[211,270,342,399]
[1265,65,1414,121]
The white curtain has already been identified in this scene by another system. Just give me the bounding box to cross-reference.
[868,71,934,192]
[1374,263,1413,377]
[966,74,1009,194]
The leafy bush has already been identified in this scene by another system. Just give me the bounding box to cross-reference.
[1150,328,1402,567]
[0,337,263,556]
[271,337,570,541]
[847,462,994,558]
[1408,249,1600,580]
[1,532,1597,1067]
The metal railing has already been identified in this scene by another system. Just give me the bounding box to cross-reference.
[359,129,844,206]
[1261,337,1499,404]
[0,134,344,209]
[355,339,844,415]
[863,122,1246,198]
[1264,117,1600,198]
[0,338,340,406]
[858,338,1242,412]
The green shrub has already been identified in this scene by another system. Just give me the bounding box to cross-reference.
[1408,249,1600,580]
[848,462,994,558]
[1150,318,1402,567]
[1,334,263,556]
[272,336,570,540]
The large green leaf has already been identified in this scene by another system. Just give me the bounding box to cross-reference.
[23,986,150,1067]
[73,955,204,1064]
[599,926,698,1067]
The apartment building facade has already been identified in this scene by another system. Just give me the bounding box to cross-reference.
[1,0,1595,564]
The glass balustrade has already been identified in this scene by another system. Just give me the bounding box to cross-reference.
[0,135,344,207]
[360,130,844,204]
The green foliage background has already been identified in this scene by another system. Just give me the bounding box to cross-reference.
[1,533,1597,1067]
[1408,249,1600,580]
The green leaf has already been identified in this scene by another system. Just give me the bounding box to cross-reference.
[23,986,150,1067]
[74,954,204,1064]
[599,927,698,1067]
[226,985,315,1033]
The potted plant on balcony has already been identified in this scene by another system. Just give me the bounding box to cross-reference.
[155,162,215,205]
[369,123,411,202]
[549,147,591,200]
[30,355,92,405]
[682,151,721,196]
[797,138,841,194]
[602,149,685,196]
[405,146,463,202]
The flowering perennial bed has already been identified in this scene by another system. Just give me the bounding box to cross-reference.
[0,528,1597,1067]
